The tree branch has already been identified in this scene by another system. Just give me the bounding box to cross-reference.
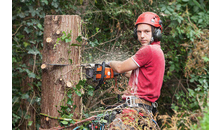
[12,24,23,36]
[84,35,122,50]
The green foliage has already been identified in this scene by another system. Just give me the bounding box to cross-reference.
[12,0,209,129]
[55,31,69,48]
[58,90,76,126]
[73,79,94,97]
[191,105,209,130]
[58,79,94,126]
[171,72,209,112]
[12,0,64,128]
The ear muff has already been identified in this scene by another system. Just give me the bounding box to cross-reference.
[153,28,162,42]
[133,27,138,40]
[152,20,163,42]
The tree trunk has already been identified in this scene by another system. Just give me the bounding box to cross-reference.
[40,15,81,129]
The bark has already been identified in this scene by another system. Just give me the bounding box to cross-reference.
[40,15,81,129]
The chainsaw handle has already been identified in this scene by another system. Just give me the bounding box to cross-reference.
[113,72,119,77]
[99,61,105,84]
[105,64,110,67]
[95,62,105,90]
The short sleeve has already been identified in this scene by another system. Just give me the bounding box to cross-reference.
[131,45,152,67]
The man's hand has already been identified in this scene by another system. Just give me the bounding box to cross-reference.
[124,71,132,78]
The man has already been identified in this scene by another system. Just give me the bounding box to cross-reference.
[108,12,165,112]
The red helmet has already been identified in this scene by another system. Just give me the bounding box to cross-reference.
[135,12,162,32]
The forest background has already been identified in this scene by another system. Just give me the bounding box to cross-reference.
[8,0,214,129]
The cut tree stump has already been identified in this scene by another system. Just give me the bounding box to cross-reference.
[40,15,81,129]
[66,81,72,87]
[41,64,47,69]
[46,37,52,43]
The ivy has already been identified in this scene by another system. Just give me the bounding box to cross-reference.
[57,79,94,126]
[12,0,209,129]
[55,31,71,49]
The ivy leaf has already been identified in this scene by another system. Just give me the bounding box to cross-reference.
[24,27,31,34]
[75,90,82,96]
[88,85,94,96]
[88,89,94,96]
[41,0,48,5]
[28,72,36,78]
[95,27,99,33]
[100,119,107,123]
[61,35,67,41]
[29,6,36,17]
[12,57,17,63]
[60,121,68,125]
[23,42,29,47]
[65,38,71,43]
[89,41,95,47]
[67,99,73,105]
[28,121,33,126]
[67,93,72,98]
[68,30,72,37]
[192,0,202,10]
[188,88,195,97]
[52,1,59,8]
[202,56,209,62]
[76,36,82,42]
[70,119,75,124]
[76,84,81,90]
[69,59,73,64]
[35,97,41,105]
[37,23,44,31]
[70,43,81,46]
[21,93,29,99]
[25,69,36,78]
[61,106,68,111]
[28,47,40,56]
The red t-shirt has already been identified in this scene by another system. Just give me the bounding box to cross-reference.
[123,41,165,103]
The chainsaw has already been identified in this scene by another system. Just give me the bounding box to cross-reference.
[81,62,119,90]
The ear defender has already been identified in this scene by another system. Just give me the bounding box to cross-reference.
[133,27,138,40]
[150,37,154,43]
[153,20,163,41]
[153,28,162,42]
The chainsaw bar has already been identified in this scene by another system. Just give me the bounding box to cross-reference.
[45,63,71,66]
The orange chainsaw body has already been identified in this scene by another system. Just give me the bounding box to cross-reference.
[96,66,114,80]
[84,62,119,90]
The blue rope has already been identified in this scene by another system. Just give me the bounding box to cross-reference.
[73,126,89,130]
[152,119,157,125]
[73,126,80,130]
[100,123,105,130]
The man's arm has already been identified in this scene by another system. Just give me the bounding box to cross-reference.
[109,58,138,74]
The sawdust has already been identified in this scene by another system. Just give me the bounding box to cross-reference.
[100,51,131,63]
[84,49,133,64]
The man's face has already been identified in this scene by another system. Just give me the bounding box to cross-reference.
[136,24,152,45]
